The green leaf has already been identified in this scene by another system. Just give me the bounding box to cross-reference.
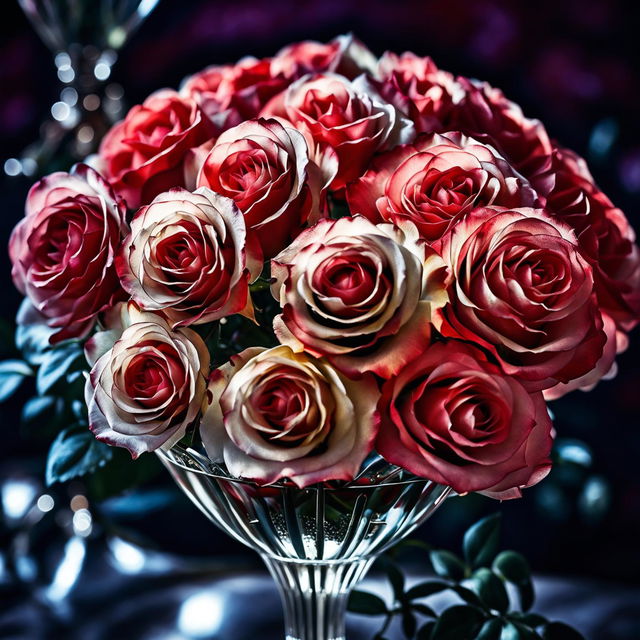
[503,621,543,639]
[430,605,485,639]
[542,622,585,640]
[0,317,19,359]
[470,568,510,614]
[0,359,33,401]
[516,579,535,612]
[493,550,535,611]
[20,395,68,438]
[347,590,388,616]
[85,448,162,501]
[513,613,546,628]
[46,427,114,486]
[411,603,437,618]
[395,539,432,554]
[406,580,450,600]
[417,621,435,640]
[22,394,58,425]
[402,609,417,639]
[376,556,405,601]
[493,551,531,585]
[36,343,86,395]
[463,513,501,568]
[15,300,56,365]
[430,550,466,581]
[249,276,273,293]
[477,618,503,640]
[452,584,484,607]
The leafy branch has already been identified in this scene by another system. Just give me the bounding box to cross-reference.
[348,514,585,640]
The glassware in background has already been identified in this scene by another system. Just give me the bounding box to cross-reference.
[158,445,453,640]
[5,0,161,178]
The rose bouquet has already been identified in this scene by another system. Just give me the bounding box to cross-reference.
[5,33,640,640]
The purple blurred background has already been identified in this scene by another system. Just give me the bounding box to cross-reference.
[1,0,639,595]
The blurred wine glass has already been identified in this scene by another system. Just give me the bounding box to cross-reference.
[5,0,161,178]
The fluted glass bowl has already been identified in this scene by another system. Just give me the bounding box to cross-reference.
[157,444,452,640]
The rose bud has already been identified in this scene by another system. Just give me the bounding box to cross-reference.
[271,33,378,80]
[9,164,127,343]
[197,117,322,258]
[348,131,540,243]
[271,216,449,379]
[85,308,210,457]
[376,51,465,134]
[99,90,214,209]
[116,187,262,327]
[376,341,553,499]
[261,73,414,190]
[200,345,379,488]
[545,146,640,334]
[434,207,607,391]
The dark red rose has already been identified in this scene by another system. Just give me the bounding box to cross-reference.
[434,207,606,391]
[446,78,555,192]
[545,146,640,333]
[181,57,289,132]
[376,341,553,499]
[9,164,127,342]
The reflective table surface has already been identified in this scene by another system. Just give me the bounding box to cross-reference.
[2,535,639,640]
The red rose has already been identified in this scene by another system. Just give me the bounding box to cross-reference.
[271,34,377,80]
[446,78,554,191]
[181,57,289,132]
[376,341,553,499]
[197,117,321,258]
[261,73,414,190]
[543,310,619,400]
[348,131,539,243]
[116,188,262,327]
[434,207,606,391]
[99,90,213,209]
[9,164,127,343]
[545,147,640,333]
[376,51,464,134]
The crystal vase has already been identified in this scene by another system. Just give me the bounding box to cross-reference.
[157,445,452,640]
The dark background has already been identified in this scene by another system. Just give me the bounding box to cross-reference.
[1,0,639,588]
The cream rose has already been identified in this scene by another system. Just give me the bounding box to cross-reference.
[200,345,379,487]
[116,187,262,327]
[271,216,449,379]
[85,308,210,457]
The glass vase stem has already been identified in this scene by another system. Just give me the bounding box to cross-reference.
[262,555,374,640]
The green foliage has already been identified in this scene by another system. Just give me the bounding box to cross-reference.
[0,359,33,401]
[46,426,114,485]
[348,514,585,640]
[463,513,501,568]
[14,300,56,365]
[36,341,86,395]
